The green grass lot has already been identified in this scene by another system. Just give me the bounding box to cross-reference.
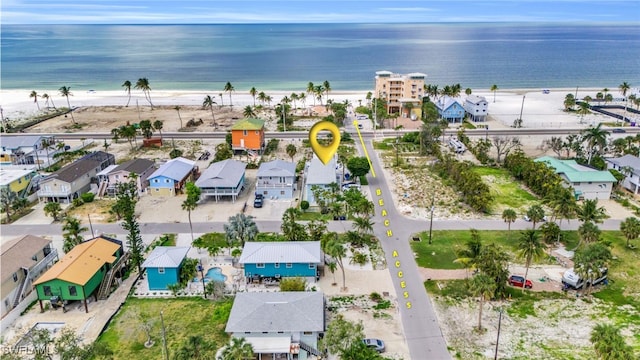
[96,298,232,360]
[472,167,539,214]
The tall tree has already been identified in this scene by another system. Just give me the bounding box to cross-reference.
[620,217,640,248]
[153,120,164,140]
[59,86,76,124]
[115,179,144,274]
[324,232,347,291]
[122,80,132,106]
[323,80,331,102]
[307,82,316,106]
[223,213,258,250]
[619,81,631,123]
[203,95,217,129]
[526,204,546,229]
[134,78,153,107]
[501,208,517,237]
[30,90,40,110]
[546,188,578,227]
[242,105,256,118]
[285,143,297,161]
[62,216,87,252]
[590,323,636,360]
[182,182,201,243]
[249,87,257,106]
[581,123,610,165]
[470,273,496,330]
[224,81,235,107]
[453,230,482,272]
[352,216,374,236]
[577,198,608,224]
[490,84,498,103]
[517,230,545,292]
[578,221,601,246]
[321,314,365,356]
[174,105,183,129]
[574,242,612,295]
[44,201,63,221]
[281,207,308,241]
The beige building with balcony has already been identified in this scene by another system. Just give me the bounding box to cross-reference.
[374,70,427,115]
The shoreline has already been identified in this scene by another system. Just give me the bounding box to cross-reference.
[0,87,615,120]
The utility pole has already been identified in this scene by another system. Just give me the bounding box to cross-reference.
[395,137,399,166]
[160,311,169,360]
[428,193,435,244]
[88,214,95,238]
[282,103,286,132]
[518,95,526,128]
[494,308,503,360]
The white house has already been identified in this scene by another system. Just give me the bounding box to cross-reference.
[606,154,640,195]
[304,156,339,206]
[463,95,489,122]
[535,156,617,200]
[256,159,296,199]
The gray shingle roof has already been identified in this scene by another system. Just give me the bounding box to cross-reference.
[148,157,195,181]
[306,156,337,185]
[111,158,155,175]
[239,241,321,264]
[142,246,190,268]
[195,159,246,188]
[606,154,640,172]
[50,159,101,183]
[257,159,296,177]
[1,235,51,282]
[225,292,325,333]
[0,135,47,150]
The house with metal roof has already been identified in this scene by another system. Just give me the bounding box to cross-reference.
[256,159,296,199]
[32,236,125,313]
[464,95,489,122]
[148,157,196,196]
[0,135,54,166]
[605,154,640,195]
[141,246,190,290]
[304,155,339,206]
[435,96,465,122]
[535,156,617,200]
[0,168,38,198]
[195,159,246,202]
[98,158,156,197]
[225,291,325,359]
[231,118,265,152]
[239,241,322,282]
[1,235,58,319]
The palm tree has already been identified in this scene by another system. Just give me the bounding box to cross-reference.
[577,221,601,247]
[134,78,153,107]
[59,86,75,124]
[325,233,348,291]
[242,106,256,118]
[44,202,62,221]
[249,87,257,106]
[290,92,299,109]
[546,189,578,227]
[576,199,608,224]
[220,337,254,360]
[619,81,631,123]
[323,80,331,103]
[577,101,590,124]
[465,88,472,96]
[314,85,325,105]
[285,143,297,162]
[218,93,224,107]
[119,124,137,149]
[173,105,183,129]
[257,92,267,106]
[62,216,88,252]
[501,208,517,237]
[590,323,635,359]
[122,80,132,106]
[223,213,258,250]
[29,91,40,110]
[490,84,498,103]
[41,93,51,108]
[470,274,496,330]
[307,82,316,106]
[153,120,164,140]
[224,82,235,107]
[581,123,610,165]
[619,217,640,248]
[517,230,545,292]
[526,204,545,229]
[299,92,307,108]
[563,93,576,111]
[203,95,217,129]
[182,182,201,243]
[353,216,374,235]
[453,231,482,273]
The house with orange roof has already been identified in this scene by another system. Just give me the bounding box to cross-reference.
[32,236,124,313]
[231,118,265,152]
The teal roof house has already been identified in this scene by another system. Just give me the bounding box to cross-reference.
[142,246,190,290]
[225,292,325,360]
[239,241,322,282]
[535,156,617,200]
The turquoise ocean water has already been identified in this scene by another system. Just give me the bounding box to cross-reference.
[1,23,639,91]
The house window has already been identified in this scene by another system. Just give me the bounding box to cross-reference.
[154,179,159,183]
[256,263,265,268]
[303,331,313,335]
[165,179,170,183]
[115,175,119,179]
[158,267,165,274]
[12,273,18,282]
[155,188,159,192]
[32,254,38,261]
[243,130,248,136]
[68,286,77,296]
[309,264,316,269]
[274,263,280,268]
[255,131,259,134]
[280,191,285,195]
[286,263,292,268]
[43,286,52,296]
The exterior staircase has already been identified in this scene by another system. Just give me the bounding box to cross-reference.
[299,340,323,358]
[97,252,130,300]
[12,269,29,308]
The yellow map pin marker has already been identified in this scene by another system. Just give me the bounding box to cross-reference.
[309,121,341,165]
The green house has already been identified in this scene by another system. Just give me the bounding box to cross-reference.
[32,236,123,313]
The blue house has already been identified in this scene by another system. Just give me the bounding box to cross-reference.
[304,156,339,206]
[147,157,196,196]
[435,96,465,123]
[239,241,322,282]
[142,246,190,290]
[256,159,296,199]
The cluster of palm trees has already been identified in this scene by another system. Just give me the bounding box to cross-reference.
[423,83,463,101]
[110,120,163,149]
[29,86,75,123]
[122,78,153,107]
[306,80,331,106]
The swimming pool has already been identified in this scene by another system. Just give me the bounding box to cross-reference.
[205,267,227,282]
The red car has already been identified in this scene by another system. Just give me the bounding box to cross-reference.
[508,275,533,289]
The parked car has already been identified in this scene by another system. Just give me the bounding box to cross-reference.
[253,194,264,208]
[508,275,533,289]
[357,123,363,129]
[562,267,608,289]
[612,128,626,133]
[362,338,385,353]
[523,215,547,222]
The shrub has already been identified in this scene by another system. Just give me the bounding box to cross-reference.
[72,198,84,207]
[369,292,382,302]
[300,200,310,212]
[81,192,95,203]
[280,277,307,291]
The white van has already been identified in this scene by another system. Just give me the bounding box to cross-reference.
[562,267,608,289]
